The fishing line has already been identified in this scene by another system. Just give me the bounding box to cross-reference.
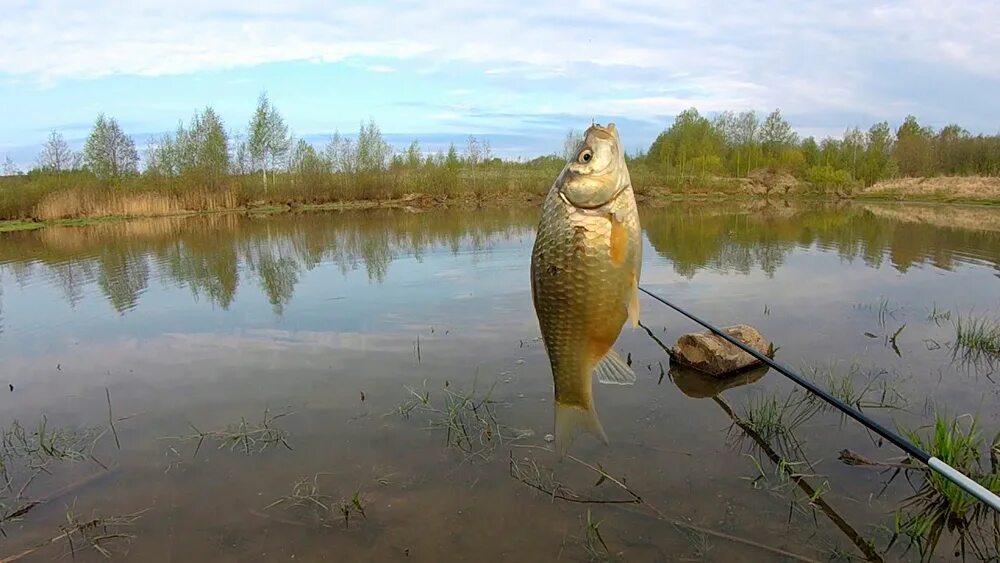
[637,285,1000,513]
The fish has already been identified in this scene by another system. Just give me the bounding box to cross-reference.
[530,122,642,456]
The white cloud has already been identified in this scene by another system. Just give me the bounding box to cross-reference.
[1,0,997,132]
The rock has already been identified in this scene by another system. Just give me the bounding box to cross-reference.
[669,324,770,377]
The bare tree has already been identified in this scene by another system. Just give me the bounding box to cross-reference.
[38,130,79,172]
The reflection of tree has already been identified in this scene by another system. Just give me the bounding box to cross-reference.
[48,261,98,308]
[164,240,239,310]
[253,253,300,315]
[97,248,150,314]
[1,203,997,317]
[640,203,1000,279]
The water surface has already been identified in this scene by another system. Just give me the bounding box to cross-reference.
[1,201,998,561]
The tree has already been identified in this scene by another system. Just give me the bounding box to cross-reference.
[563,129,584,160]
[933,124,969,175]
[289,138,330,184]
[248,91,291,191]
[189,106,229,187]
[760,109,798,164]
[465,135,482,166]
[734,110,761,176]
[840,127,865,180]
[355,119,392,172]
[893,115,934,177]
[38,131,78,172]
[2,155,20,176]
[800,136,820,167]
[82,113,139,181]
[326,131,356,174]
[405,140,422,168]
[647,107,723,178]
[861,121,896,185]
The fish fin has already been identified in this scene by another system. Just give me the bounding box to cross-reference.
[554,402,608,456]
[594,349,636,385]
[626,276,640,329]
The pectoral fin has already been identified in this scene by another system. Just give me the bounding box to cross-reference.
[594,348,636,385]
[626,270,640,329]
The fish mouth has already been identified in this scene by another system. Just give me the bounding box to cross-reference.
[558,175,629,210]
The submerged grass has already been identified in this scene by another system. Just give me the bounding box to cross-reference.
[0,389,134,537]
[393,378,532,463]
[260,472,368,530]
[161,406,294,458]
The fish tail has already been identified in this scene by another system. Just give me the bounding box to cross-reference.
[554,401,608,457]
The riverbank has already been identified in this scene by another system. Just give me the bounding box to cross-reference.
[4,190,1000,236]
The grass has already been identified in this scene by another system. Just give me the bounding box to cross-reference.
[260,473,368,530]
[927,304,952,326]
[1,501,149,562]
[881,413,1000,561]
[738,389,821,458]
[393,378,533,463]
[161,406,294,458]
[952,313,1000,370]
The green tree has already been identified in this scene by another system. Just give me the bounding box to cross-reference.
[647,107,724,178]
[82,113,139,181]
[189,106,229,187]
[37,131,79,172]
[760,108,798,165]
[893,115,934,177]
[800,136,820,167]
[861,121,896,185]
[325,131,356,174]
[248,91,291,191]
[405,140,422,168]
[839,127,865,180]
[932,124,968,175]
[355,119,392,172]
[289,138,330,186]
[734,110,761,176]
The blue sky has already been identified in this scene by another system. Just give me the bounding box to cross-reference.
[1,1,998,168]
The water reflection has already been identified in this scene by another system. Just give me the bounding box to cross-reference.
[0,201,998,320]
[641,201,1000,278]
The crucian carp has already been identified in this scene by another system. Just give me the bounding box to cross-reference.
[530,122,642,455]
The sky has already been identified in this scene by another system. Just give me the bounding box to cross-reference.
[1,0,999,168]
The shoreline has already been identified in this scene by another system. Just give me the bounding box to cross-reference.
[2,191,999,234]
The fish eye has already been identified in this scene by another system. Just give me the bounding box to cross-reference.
[578,149,593,164]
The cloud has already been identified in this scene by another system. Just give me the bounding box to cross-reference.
[2,0,998,156]
[5,2,998,88]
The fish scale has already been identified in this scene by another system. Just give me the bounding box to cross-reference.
[530,123,642,455]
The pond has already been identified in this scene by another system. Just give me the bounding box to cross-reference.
[0,200,998,561]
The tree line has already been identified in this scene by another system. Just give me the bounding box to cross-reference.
[641,108,999,189]
[7,94,1000,197]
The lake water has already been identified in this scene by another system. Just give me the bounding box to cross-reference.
[0,201,998,562]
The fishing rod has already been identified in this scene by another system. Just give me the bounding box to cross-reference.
[637,285,1000,513]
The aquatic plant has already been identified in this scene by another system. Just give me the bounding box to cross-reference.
[885,413,1000,561]
[162,406,293,458]
[394,378,532,463]
[952,313,1000,370]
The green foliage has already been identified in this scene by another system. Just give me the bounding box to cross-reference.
[648,107,725,178]
[146,106,230,188]
[82,113,139,182]
[805,165,855,191]
[248,91,291,190]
